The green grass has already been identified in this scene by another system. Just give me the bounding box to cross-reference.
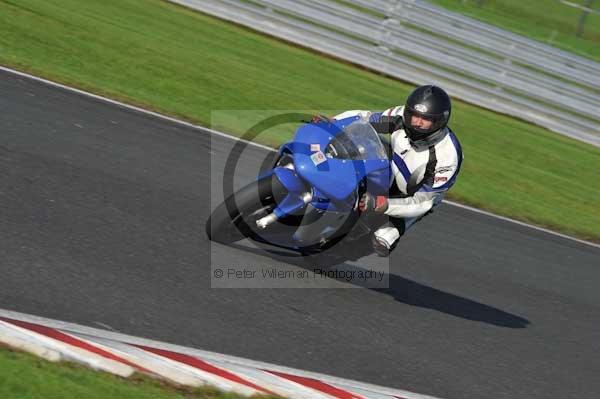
[0,346,278,399]
[428,0,600,62]
[0,0,598,240]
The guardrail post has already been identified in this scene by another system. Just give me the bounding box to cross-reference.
[377,18,395,54]
[576,0,594,37]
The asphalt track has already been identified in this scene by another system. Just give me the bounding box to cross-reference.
[1,69,599,399]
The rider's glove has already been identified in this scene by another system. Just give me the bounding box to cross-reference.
[359,193,388,213]
[310,114,332,124]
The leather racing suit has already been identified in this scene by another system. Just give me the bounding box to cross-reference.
[333,106,463,252]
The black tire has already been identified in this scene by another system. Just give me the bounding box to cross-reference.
[206,175,285,244]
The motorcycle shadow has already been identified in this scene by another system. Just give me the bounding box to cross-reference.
[224,240,530,329]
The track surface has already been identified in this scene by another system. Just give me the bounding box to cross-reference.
[1,70,599,399]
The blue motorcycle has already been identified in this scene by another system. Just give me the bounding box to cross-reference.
[206,116,392,259]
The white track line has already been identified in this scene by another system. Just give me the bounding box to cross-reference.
[2,65,598,249]
[443,201,600,249]
[0,66,273,153]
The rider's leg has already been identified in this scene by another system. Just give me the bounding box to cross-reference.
[372,217,406,257]
[371,210,435,256]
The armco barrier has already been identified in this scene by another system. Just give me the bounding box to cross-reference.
[174,0,600,147]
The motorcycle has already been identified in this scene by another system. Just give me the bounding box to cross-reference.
[206,116,392,260]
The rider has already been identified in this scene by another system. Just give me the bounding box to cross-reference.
[332,85,463,257]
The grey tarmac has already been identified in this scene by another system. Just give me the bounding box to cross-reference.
[1,69,599,399]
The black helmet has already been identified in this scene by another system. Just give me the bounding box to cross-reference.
[403,85,451,144]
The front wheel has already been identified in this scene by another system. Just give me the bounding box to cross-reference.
[206,175,285,244]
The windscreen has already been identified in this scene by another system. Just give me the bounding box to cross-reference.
[325,120,388,160]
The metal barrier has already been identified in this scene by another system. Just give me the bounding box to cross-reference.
[172,0,600,147]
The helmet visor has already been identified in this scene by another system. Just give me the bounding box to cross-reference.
[404,106,448,141]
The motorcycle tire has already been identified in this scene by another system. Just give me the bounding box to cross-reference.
[206,174,286,244]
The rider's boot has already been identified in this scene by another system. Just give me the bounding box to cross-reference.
[372,224,402,257]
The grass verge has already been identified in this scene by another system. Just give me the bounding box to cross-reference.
[0,0,598,240]
[428,0,600,63]
[0,345,279,399]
